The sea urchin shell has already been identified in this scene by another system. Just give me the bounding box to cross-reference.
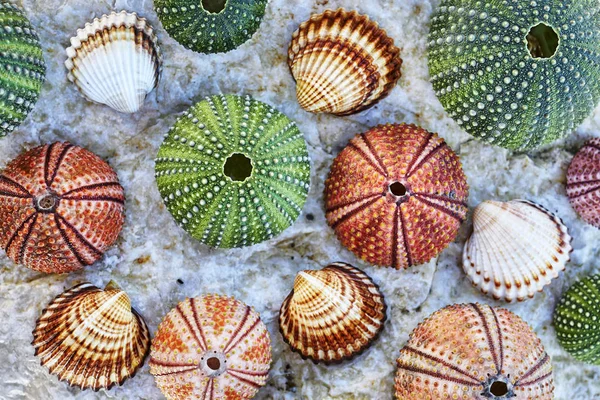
[288,9,402,116]
[554,274,600,364]
[65,11,161,114]
[279,262,386,364]
[0,2,45,137]
[154,0,268,54]
[428,0,600,150]
[0,142,125,273]
[32,282,150,391]
[395,303,554,399]
[155,94,310,248]
[463,199,572,302]
[149,294,272,400]
[324,124,468,268]
[567,138,600,228]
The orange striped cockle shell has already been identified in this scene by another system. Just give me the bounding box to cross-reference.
[395,303,554,399]
[149,294,272,400]
[324,124,469,268]
[32,281,150,391]
[0,142,125,273]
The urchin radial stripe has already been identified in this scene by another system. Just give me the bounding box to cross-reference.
[61,195,125,205]
[396,362,481,386]
[471,303,501,374]
[189,298,208,351]
[0,189,30,198]
[53,214,91,266]
[567,184,600,200]
[331,196,384,230]
[48,144,74,188]
[403,346,481,383]
[413,191,468,207]
[348,141,387,177]
[0,175,31,196]
[398,204,413,267]
[224,308,258,354]
[174,304,206,351]
[56,214,103,257]
[325,192,382,213]
[227,370,263,388]
[43,142,57,188]
[518,371,553,387]
[413,195,465,223]
[60,182,122,197]
[16,212,38,264]
[406,142,445,179]
[360,132,389,176]
[404,131,433,176]
[391,205,400,269]
[490,307,504,373]
[515,353,550,385]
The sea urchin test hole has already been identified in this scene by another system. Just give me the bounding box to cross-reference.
[389,182,407,197]
[202,0,227,13]
[224,153,253,182]
[36,194,57,211]
[207,357,221,370]
[490,380,509,397]
[200,351,227,377]
[526,23,559,59]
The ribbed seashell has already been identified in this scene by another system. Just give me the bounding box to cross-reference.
[463,200,572,302]
[288,9,402,116]
[279,262,386,363]
[150,294,271,400]
[395,303,554,399]
[567,138,600,228]
[32,282,150,391]
[65,11,161,113]
[0,142,125,273]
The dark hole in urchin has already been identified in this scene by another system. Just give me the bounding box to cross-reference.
[36,194,57,211]
[389,181,407,197]
[526,23,559,58]
[207,357,221,370]
[202,0,227,13]
[224,153,253,182]
[490,381,509,397]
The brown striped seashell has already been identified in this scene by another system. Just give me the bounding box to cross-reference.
[149,294,271,399]
[395,303,554,399]
[32,281,150,391]
[463,200,572,302]
[279,262,386,364]
[288,9,402,116]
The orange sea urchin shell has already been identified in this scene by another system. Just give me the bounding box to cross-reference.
[567,138,600,228]
[32,281,150,391]
[324,124,469,268]
[279,262,386,363]
[395,303,554,399]
[149,294,272,400]
[0,142,125,273]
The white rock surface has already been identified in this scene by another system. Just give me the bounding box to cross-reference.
[0,0,599,398]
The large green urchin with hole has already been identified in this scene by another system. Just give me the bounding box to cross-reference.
[155,94,311,248]
[0,2,45,137]
[428,0,600,151]
[554,274,600,364]
[154,0,268,54]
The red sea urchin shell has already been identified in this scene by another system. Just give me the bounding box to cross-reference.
[324,124,468,268]
[149,294,272,400]
[0,142,125,273]
[567,138,600,228]
[395,303,554,399]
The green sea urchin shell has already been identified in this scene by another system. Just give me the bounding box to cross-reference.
[554,274,600,364]
[155,94,310,248]
[154,0,268,54]
[0,2,45,137]
[428,0,600,150]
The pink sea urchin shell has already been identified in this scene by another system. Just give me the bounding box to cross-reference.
[395,303,554,399]
[567,138,600,228]
[149,294,272,400]
[324,124,469,268]
[0,142,125,273]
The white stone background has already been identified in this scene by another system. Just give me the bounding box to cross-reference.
[0,0,599,398]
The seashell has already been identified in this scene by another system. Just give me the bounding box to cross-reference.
[0,2,45,137]
[150,294,271,399]
[0,142,125,273]
[395,303,554,399]
[65,11,161,114]
[288,9,402,116]
[429,0,600,150]
[567,138,600,228]
[279,262,386,364]
[554,274,600,364]
[463,199,572,302]
[324,123,469,268]
[155,94,311,248]
[154,0,268,54]
[32,281,150,391]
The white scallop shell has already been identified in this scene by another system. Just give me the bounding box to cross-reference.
[463,199,572,302]
[65,11,161,113]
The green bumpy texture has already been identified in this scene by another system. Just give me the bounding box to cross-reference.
[155,94,311,248]
[554,274,600,364]
[0,2,45,137]
[154,0,268,54]
[428,0,600,150]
